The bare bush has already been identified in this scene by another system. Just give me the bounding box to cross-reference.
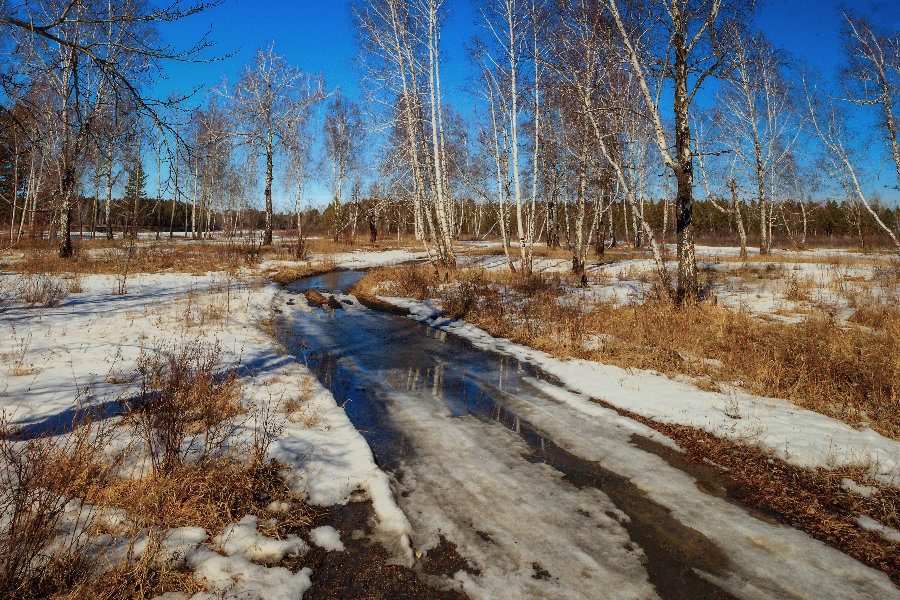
[133,342,242,473]
[0,412,113,599]
[19,274,67,307]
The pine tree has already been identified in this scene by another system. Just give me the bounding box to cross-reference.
[123,159,147,238]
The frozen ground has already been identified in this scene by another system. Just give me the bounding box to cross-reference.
[0,267,413,598]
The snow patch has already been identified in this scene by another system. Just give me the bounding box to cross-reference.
[214,515,307,564]
[187,546,313,600]
[309,526,344,552]
[856,515,900,543]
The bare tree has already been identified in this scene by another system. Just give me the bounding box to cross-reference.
[804,72,900,252]
[840,9,900,193]
[1,0,223,257]
[322,93,366,244]
[284,82,327,257]
[225,43,319,246]
[353,0,457,267]
[476,0,545,274]
[601,0,754,300]
[717,32,796,255]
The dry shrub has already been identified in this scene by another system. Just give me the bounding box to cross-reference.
[849,302,900,331]
[783,275,814,302]
[873,259,900,286]
[19,273,67,306]
[133,342,242,473]
[0,412,114,600]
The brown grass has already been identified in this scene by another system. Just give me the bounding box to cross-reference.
[6,240,260,276]
[1,337,306,600]
[356,265,900,439]
[849,301,900,331]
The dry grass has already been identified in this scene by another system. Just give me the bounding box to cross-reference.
[90,458,302,536]
[1,338,305,600]
[357,265,900,439]
[848,301,900,331]
[264,263,334,285]
[6,240,261,276]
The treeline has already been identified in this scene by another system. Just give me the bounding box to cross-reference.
[3,1,900,300]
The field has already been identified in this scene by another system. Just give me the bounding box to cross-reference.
[2,234,900,598]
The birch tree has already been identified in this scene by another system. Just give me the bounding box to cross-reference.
[1,0,223,257]
[840,9,900,194]
[226,43,318,246]
[322,94,366,245]
[353,0,457,267]
[804,74,900,252]
[476,0,545,274]
[600,0,755,300]
[717,33,795,255]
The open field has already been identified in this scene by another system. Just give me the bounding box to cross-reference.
[3,236,900,598]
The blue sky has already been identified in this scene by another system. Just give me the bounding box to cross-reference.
[151,0,900,209]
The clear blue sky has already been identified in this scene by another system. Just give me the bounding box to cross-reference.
[150,0,900,209]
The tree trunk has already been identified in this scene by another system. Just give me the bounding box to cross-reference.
[573,143,587,275]
[730,178,748,261]
[58,161,75,258]
[263,144,274,246]
[673,35,698,301]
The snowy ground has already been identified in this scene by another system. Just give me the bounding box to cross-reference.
[457,244,899,324]
[2,243,898,598]
[0,254,422,598]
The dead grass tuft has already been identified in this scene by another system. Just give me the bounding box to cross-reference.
[133,341,243,473]
[849,301,900,331]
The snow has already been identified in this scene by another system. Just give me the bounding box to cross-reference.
[0,268,413,590]
[308,526,344,552]
[381,295,900,488]
[842,478,879,498]
[856,515,900,544]
[186,546,313,600]
[214,515,308,564]
[373,386,657,600]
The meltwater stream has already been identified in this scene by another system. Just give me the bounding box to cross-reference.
[280,270,898,600]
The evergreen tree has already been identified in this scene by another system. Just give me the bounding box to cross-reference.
[123,160,147,205]
[123,159,147,237]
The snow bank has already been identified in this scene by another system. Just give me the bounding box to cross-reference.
[381,296,900,488]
